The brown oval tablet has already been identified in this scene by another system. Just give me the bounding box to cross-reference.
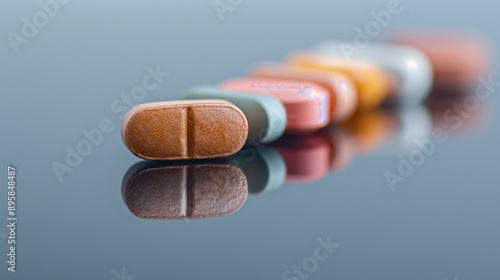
[121,100,249,160]
[122,160,248,219]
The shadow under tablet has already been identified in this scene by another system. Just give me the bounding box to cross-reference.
[122,159,249,220]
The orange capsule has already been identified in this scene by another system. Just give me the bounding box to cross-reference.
[341,109,399,155]
[287,52,391,110]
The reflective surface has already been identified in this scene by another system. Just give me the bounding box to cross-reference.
[1,1,500,279]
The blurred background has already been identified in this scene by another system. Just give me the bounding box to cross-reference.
[1,1,499,279]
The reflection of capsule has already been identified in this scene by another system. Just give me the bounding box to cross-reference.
[270,127,355,183]
[182,86,287,144]
[219,77,331,134]
[272,134,330,183]
[229,146,287,194]
[341,109,399,155]
[287,52,390,110]
[122,160,248,220]
[321,127,356,172]
[426,94,490,136]
[312,41,433,107]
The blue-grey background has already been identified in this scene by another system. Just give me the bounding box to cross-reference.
[1,0,499,279]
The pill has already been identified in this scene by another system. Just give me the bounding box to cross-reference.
[229,146,286,194]
[287,52,390,110]
[250,63,358,123]
[312,41,433,107]
[341,109,398,154]
[122,160,248,219]
[219,78,330,134]
[391,32,493,91]
[121,100,248,160]
[182,86,286,144]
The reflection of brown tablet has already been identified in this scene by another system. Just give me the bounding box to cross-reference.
[122,160,248,219]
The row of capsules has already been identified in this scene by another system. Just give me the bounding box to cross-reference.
[121,31,494,220]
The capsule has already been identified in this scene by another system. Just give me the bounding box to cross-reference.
[183,86,287,144]
[219,78,330,134]
[271,133,331,183]
[121,100,248,160]
[250,63,358,123]
[312,41,433,106]
[287,52,390,110]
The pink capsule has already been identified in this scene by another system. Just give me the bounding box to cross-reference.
[219,78,330,134]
